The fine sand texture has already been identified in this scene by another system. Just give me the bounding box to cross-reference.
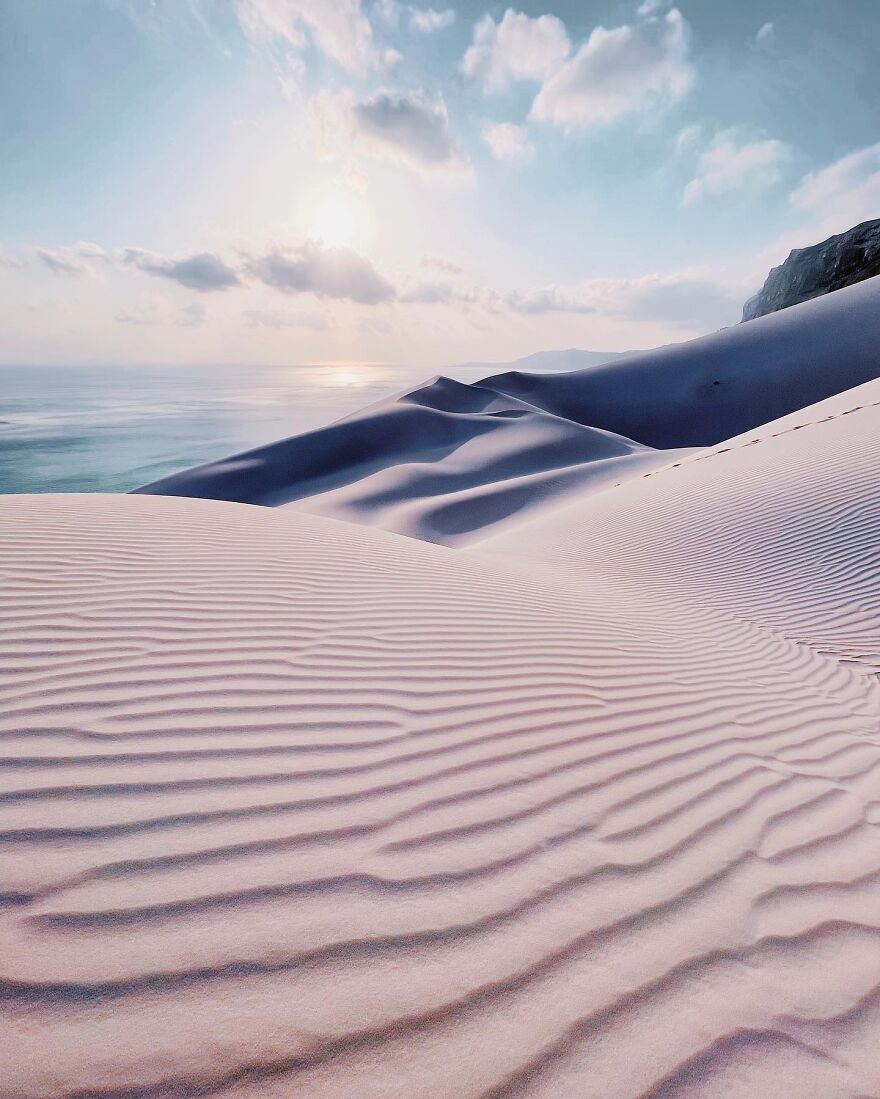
[3,364,880,1099]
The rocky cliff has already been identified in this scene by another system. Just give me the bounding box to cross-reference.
[743,218,880,320]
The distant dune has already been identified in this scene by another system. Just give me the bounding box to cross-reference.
[137,274,880,545]
[3,273,880,1097]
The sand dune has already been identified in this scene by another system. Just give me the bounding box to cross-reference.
[5,272,880,1096]
[139,373,686,545]
[3,368,880,1097]
[482,374,880,677]
[137,275,880,545]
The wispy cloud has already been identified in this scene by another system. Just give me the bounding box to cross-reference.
[175,301,208,327]
[790,142,880,225]
[36,242,108,276]
[482,121,535,163]
[682,129,791,206]
[114,300,208,327]
[234,0,378,76]
[420,255,463,275]
[115,305,157,326]
[755,21,775,49]
[409,7,455,33]
[244,308,332,329]
[507,271,740,328]
[673,123,701,157]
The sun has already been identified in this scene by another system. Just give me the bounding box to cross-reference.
[309,195,357,248]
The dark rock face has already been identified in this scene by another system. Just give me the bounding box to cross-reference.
[743,218,880,321]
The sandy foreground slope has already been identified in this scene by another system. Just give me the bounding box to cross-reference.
[2,368,880,1097]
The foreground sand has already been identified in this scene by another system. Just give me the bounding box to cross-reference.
[2,377,880,1097]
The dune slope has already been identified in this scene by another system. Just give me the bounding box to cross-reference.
[482,376,880,678]
[136,276,880,545]
[3,403,880,1099]
[137,374,684,545]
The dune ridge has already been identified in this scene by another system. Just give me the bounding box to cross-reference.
[137,275,880,545]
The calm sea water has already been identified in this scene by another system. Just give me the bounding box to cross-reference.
[0,362,470,495]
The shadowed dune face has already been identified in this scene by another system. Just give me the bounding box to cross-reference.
[2,431,880,1097]
[136,276,880,546]
[481,274,880,448]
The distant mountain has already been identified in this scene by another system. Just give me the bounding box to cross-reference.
[743,218,880,320]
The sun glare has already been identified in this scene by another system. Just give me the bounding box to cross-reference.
[329,369,367,388]
[309,195,357,248]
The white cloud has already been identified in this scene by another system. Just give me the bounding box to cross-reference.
[311,88,470,175]
[482,121,535,163]
[383,46,403,68]
[530,9,694,131]
[235,0,377,75]
[247,241,396,304]
[682,129,791,206]
[790,142,880,227]
[507,270,740,328]
[638,0,662,14]
[122,249,242,291]
[755,21,775,48]
[409,7,455,33]
[461,9,570,93]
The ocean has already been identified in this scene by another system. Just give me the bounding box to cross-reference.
[0,362,459,495]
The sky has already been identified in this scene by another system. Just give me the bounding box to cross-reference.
[1,0,878,367]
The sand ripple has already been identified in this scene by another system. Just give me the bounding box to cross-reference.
[2,381,880,1097]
